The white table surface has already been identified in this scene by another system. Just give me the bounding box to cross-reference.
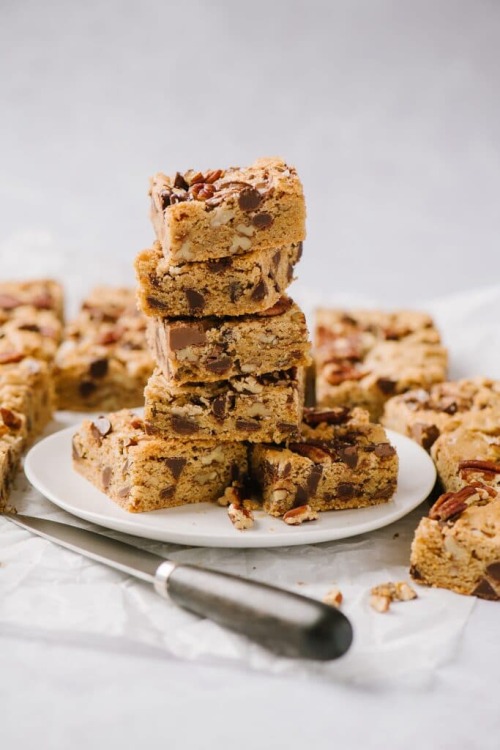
[1,2,500,747]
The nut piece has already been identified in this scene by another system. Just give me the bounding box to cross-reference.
[370,581,418,608]
[283,504,319,525]
[323,587,343,608]
[369,594,391,613]
[227,501,254,531]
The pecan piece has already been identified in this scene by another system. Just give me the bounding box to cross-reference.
[283,504,319,525]
[323,363,365,385]
[303,406,350,426]
[288,442,331,463]
[459,459,500,475]
[323,587,343,608]
[429,486,478,521]
[227,500,254,530]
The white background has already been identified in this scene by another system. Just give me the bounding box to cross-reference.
[1,2,500,748]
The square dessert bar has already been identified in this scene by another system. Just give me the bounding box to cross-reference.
[149,157,306,264]
[0,358,54,443]
[144,367,305,443]
[382,378,500,450]
[0,436,23,511]
[135,240,302,318]
[72,410,248,513]
[431,414,500,494]
[314,308,448,420]
[410,485,500,600]
[147,296,311,385]
[251,406,398,517]
[0,279,64,363]
[55,286,154,411]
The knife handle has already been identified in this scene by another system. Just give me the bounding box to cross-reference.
[159,563,353,661]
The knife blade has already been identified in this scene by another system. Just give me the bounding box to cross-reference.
[5,514,353,661]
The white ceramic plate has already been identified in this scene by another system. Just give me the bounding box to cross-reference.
[24,426,436,548]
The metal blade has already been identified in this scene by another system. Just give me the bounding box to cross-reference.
[6,514,166,583]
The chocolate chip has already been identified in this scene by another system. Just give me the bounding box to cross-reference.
[486,562,500,581]
[238,187,262,211]
[173,172,189,190]
[280,461,292,479]
[294,486,309,505]
[373,483,397,499]
[205,355,232,375]
[91,416,112,438]
[306,465,323,495]
[208,258,233,273]
[286,263,294,283]
[339,446,358,468]
[89,358,108,379]
[212,395,226,421]
[251,280,267,302]
[185,288,206,313]
[168,324,207,351]
[146,296,168,310]
[376,378,397,395]
[303,407,350,427]
[471,579,500,601]
[79,381,97,398]
[0,294,20,309]
[227,282,242,303]
[410,423,440,450]
[171,415,200,435]
[252,212,273,229]
[374,443,396,458]
[164,457,187,480]
[235,418,261,432]
[160,486,175,500]
[337,483,355,499]
[102,466,112,490]
[409,565,423,581]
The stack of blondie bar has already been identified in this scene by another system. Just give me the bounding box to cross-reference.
[74,158,312,515]
[0,280,63,509]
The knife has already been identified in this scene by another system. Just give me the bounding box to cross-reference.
[5,514,353,661]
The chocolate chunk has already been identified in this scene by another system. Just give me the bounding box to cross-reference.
[373,483,397,499]
[102,466,112,490]
[409,564,423,581]
[79,380,97,398]
[205,355,232,375]
[228,282,243,302]
[252,212,273,229]
[164,457,187,480]
[91,416,112,438]
[212,395,226,421]
[159,190,172,209]
[337,483,355,499]
[169,324,207,351]
[297,242,303,261]
[251,280,267,302]
[286,263,294,283]
[117,486,130,499]
[146,296,168,311]
[376,378,397,395]
[238,187,262,211]
[0,407,22,430]
[280,461,292,479]
[306,464,323,495]
[294,486,309,505]
[338,446,358,468]
[410,423,440,450]
[171,415,200,435]
[277,422,298,434]
[89,358,109,379]
[486,562,500,581]
[208,257,233,273]
[185,288,206,313]
[230,462,240,483]
[374,443,397,458]
[160,486,175,500]
[0,293,21,309]
[173,172,189,190]
[235,418,260,432]
[272,250,281,269]
[471,579,500,601]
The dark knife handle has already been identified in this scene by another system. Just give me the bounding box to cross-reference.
[163,564,353,661]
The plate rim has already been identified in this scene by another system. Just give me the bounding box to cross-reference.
[24,425,436,548]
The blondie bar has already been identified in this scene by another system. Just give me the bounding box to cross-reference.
[382,378,500,449]
[315,309,447,420]
[410,485,500,600]
[0,358,54,443]
[149,157,306,264]
[431,415,500,494]
[144,367,305,443]
[251,406,398,517]
[55,287,154,411]
[135,241,302,318]
[147,297,311,384]
[72,410,248,512]
[0,279,64,320]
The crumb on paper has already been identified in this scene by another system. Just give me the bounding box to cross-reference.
[323,587,343,608]
[369,581,417,612]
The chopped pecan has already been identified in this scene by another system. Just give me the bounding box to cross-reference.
[227,500,254,530]
[303,406,350,426]
[429,486,478,521]
[283,504,319,525]
[288,442,332,463]
[323,587,343,608]
[459,459,500,475]
[323,363,365,385]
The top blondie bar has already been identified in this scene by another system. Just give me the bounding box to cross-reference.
[149,157,306,263]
